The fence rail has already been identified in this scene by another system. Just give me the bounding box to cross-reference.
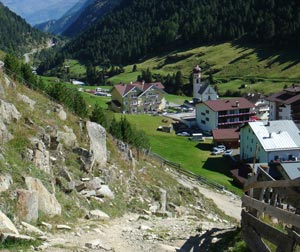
[242,166,300,252]
[148,152,225,191]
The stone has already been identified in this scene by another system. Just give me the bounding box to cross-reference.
[59,167,72,182]
[41,222,52,230]
[17,93,36,110]
[54,105,67,121]
[0,233,34,243]
[139,225,152,231]
[160,188,167,213]
[25,177,61,216]
[57,125,78,148]
[85,239,101,249]
[21,221,44,236]
[87,209,110,221]
[56,224,72,230]
[0,79,5,97]
[96,185,115,200]
[0,210,18,234]
[16,189,39,222]
[0,119,13,143]
[0,173,13,192]
[149,201,160,213]
[86,177,105,190]
[86,121,107,169]
[0,99,21,123]
[4,76,16,89]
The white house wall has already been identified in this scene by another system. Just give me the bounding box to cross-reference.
[201,86,218,102]
[278,104,292,120]
[196,104,217,131]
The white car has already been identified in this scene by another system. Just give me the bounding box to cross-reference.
[223,149,233,156]
[176,131,190,136]
[211,148,224,155]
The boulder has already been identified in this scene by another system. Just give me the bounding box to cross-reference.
[0,80,5,97]
[25,177,61,217]
[0,99,21,123]
[17,93,36,110]
[86,121,107,169]
[96,185,115,200]
[0,210,18,234]
[0,233,34,243]
[0,173,13,192]
[56,224,71,230]
[54,105,67,121]
[0,119,13,143]
[21,221,44,236]
[87,209,110,221]
[4,76,16,89]
[57,126,78,148]
[86,177,105,190]
[26,138,50,174]
[16,189,39,222]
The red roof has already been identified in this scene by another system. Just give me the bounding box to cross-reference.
[212,128,240,140]
[204,98,255,112]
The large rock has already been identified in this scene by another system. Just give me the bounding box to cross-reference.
[86,121,107,169]
[96,185,115,200]
[0,233,34,243]
[57,125,78,148]
[87,209,110,221]
[16,189,39,222]
[0,173,13,192]
[54,105,67,121]
[4,76,16,89]
[26,138,50,174]
[0,80,5,97]
[0,99,21,123]
[0,210,18,234]
[17,93,36,110]
[25,177,61,217]
[0,119,13,143]
[86,177,105,190]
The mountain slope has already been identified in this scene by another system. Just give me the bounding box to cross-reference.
[35,0,95,35]
[62,0,122,37]
[61,0,300,66]
[0,2,48,54]
[0,0,78,25]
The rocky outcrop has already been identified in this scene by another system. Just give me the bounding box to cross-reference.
[54,105,67,121]
[0,118,13,143]
[26,138,50,174]
[96,185,115,200]
[0,79,5,97]
[4,76,16,89]
[16,189,39,222]
[25,177,61,217]
[0,210,18,234]
[0,173,13,192]
[86,121,107,169]
[87,209,110,221]
[0,99,21,123]
[17,93,36,110]
[57,125,78,148]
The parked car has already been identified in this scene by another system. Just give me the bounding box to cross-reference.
[176,131,190,136]
[223,149,233,156]
[211,148,224,155]
[216,145,226,151]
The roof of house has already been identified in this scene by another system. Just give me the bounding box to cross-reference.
[246,120,300,151]
[266,86,300,105]
[212,128,240,141]
[203,97,255,112]
[280,162,300,180]
[113,82,165,97]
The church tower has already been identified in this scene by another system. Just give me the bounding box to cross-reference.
[193,65,202,99]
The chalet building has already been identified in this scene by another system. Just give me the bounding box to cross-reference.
[192,65,218,102]
[196,97,255,132]
[240,120,300,163]
[267,85,300,126]
[110,81,166,114]
[243,93,269,121]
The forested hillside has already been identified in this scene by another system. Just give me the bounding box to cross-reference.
[59,0,300,66]
[0,2,48,54]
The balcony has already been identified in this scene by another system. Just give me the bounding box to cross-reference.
[218,111,255,118]
[218,119,253,126]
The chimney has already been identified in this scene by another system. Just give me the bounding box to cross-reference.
[236,101,239,107]
[269,132,272,138]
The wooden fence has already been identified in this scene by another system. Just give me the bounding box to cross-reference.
[242,166,300,252]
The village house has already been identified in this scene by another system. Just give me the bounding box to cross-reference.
[196,97,255,132]
[192,65,218,102]
[110,81,166,113]
[267,84,300,127]
[240,120,300,163]
[243,92,269,121]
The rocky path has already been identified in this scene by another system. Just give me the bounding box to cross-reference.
[43,173,242,252]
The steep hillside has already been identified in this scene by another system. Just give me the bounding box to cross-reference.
[34,0,95,35]
[59,0,300,66]
[0,0,79,25]
[62,0,122,37]
[0,2,48,55]
[0,66,245,251]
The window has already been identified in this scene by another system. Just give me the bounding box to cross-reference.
[206,117,209,121]
[206,110,209,114]
[201,120,206,124]
[201,112,205,116]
